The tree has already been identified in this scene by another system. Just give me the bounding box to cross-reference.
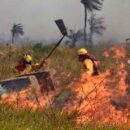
[88,13,106,45]
[67,29,83,48]
[81,0,103,44]
[11,23,24,44]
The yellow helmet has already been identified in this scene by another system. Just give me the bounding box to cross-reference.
[24,54,32,63]
[77,48,87,55]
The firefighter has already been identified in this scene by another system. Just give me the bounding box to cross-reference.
[15,54,41,74]
[77,48,99,76]
[15,54,55,93]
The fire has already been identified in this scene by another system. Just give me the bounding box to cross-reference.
[0,86,56,110]
[103,45,126,58]
[64,45,130,125]
[0,45,129,126]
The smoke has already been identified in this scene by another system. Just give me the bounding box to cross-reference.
[0,0,129,43]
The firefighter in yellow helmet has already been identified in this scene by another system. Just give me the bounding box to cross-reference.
[77,48,99,76]
[15,54,55,93]
[15,54,41,74]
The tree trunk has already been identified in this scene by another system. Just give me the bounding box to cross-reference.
[89,13,94,46]
[72,40,76,48]
[89,30,93,46]
[12,33,14,44]
[84,6,87,44]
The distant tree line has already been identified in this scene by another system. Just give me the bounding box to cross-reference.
[1,0,106,47]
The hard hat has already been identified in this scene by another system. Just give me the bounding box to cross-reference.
[24,54,32,63]
[77,48,87,55]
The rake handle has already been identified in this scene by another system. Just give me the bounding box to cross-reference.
[40,35,65,67]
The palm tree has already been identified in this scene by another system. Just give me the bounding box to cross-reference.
[88,13,106,45]
[67,29,83,48]
[81,0,103,44]
[11,23,24,44]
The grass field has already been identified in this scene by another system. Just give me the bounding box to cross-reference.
[0,43,129,130]
[0,104,128,130]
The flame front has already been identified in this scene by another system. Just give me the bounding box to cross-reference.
[0,87,56,110]
[64,45,130,125]
[0,45,130,126]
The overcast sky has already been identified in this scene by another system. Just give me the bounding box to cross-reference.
[0,0,130,42]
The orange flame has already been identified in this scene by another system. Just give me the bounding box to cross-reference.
[64,45,130,125]
[0,45,129,126]
[0,86,57,110]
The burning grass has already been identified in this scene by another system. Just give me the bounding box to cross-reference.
[64,45,130,127]
[0,43,130,129]
[0,87,56,110]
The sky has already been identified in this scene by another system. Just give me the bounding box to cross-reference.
[0,0,130,43]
